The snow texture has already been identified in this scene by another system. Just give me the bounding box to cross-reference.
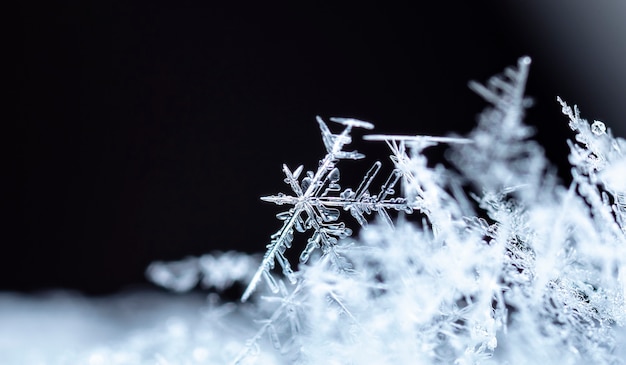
[3,57,625,364]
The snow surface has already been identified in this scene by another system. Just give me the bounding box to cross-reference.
[0,290,277,365]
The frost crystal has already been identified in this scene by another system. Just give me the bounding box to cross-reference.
[450,57,550,204]
[240,117,409,302]
[142,57,625,365]
[559,96,626,236]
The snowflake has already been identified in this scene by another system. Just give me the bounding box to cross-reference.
[241,117,409,302]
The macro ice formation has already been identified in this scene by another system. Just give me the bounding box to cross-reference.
[4,57,625,364]
[148,56,625,364]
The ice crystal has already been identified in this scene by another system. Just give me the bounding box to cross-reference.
[559,96,626,236]
[217,57,624,364]
[240,117,410,302]
[14,56,620,365]
[449,57,550,204]
[5,49,626,364]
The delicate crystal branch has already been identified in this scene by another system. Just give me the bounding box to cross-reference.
[233,282,304,365]
[450,56,547,199]
[558,96,626,236]
[364,134,473,235]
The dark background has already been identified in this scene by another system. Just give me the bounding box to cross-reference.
[13,1,625,295]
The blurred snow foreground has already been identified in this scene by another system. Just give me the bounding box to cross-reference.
[4,57,626,364]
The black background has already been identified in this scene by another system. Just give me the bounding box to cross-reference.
[13,1,625,295]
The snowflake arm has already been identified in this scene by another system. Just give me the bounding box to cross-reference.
[365,134,472,234]
[558,96,626,236]
[449,56,547,198]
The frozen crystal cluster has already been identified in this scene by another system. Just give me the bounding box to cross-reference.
[5,57,624,364]
[145,57,625,364]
